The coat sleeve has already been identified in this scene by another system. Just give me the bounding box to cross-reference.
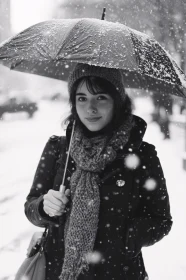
[24,136,61,228]
[124,142,173,259]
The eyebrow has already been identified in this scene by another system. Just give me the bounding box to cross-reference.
[76,93,86,96]
[76,92,107,96]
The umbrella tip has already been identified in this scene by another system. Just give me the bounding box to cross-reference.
[101,7,106,20]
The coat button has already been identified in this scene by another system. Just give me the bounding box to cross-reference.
[116,180,125,187]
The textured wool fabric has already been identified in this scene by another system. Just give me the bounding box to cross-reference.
[59,114,134,280]
[68,63,126,102]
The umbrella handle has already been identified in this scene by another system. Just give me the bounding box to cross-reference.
[59,119,76,192]
[101,7,106,20]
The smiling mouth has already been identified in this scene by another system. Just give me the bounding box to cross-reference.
[86,117,102,122]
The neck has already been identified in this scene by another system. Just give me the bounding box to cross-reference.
[81,121,114,138]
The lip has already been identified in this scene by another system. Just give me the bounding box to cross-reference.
[86,117,102,122]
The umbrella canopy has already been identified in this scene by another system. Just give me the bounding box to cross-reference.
[0,18,186,98]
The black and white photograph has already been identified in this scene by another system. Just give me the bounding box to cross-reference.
[0,1,186,279]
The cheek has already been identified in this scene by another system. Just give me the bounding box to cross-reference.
[102,103,114,119]
[76,104,84,118]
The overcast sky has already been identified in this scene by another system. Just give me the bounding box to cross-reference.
[10,0,57,33]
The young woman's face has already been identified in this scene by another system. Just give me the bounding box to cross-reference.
[75,80,114,131]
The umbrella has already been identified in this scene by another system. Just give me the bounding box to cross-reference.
[0,18,186,98]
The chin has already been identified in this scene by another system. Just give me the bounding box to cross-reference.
[83,122,104,132]
[86,125,102,132]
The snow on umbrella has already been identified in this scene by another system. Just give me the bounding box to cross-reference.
[0,18,186,98]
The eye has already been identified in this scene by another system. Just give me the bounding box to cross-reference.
[77,96,87,102]
[97,95,108,100]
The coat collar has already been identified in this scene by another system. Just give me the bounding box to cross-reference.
[66,115,147,153]
[123,114,147,152]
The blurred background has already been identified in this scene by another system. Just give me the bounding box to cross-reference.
[0,0,186,279]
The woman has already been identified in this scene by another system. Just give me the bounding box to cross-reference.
[25,63,173,280]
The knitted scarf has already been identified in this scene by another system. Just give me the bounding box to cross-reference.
[59,115,134,280]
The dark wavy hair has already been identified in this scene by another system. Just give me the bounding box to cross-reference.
[64,76,132,130]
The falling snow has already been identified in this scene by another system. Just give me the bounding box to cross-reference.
[0,95,185,279]
[124,153,140,169]
[143,178,157,191]
[85,251,103,264]
[0,18,185,98]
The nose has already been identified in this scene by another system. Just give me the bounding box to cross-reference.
[87,101,97,115]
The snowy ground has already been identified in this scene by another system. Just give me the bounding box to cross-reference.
[0,94,186,280]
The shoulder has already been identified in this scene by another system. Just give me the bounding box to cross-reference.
[48,135,66,144]
[49,135,61,142]
[117,141,157,165]
[138,141,157,158]
[44,135,66,155]
[136,142,163,175]
[48,135,67,155]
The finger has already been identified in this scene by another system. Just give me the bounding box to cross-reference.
[44,201,65,212]
[44,191,65,204]
[43,205,55,215]
[44,197,64,208]
[45,199,66,210]
[45,205,65,216]
[61,194,69,205]
[65,189,70,197]
[47,189,65,200]
[59,185,66,194]
[48,213,55,217]
[44,205,65,216]
[47,190,69,205]
[43,206,51,215]
[53,210,66,216]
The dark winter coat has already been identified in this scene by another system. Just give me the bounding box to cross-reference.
[24,115,172,280]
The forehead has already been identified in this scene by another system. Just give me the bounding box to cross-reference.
[76,79,106,96]
[76,80,88,93]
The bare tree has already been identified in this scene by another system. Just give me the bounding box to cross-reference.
[154,0,186,71]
